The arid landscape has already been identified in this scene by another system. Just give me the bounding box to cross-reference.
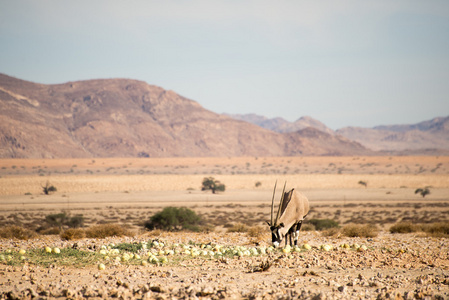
[1,156,449,299]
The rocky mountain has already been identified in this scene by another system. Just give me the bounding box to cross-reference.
[0,74,373,158]
[227,112,449,154]
[224,114,334,135]
[336,117,449,152]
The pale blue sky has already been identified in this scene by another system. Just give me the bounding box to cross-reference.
[1,1,448,129]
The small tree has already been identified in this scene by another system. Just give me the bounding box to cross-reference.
[42,181,57,195]
[201,177,225,194]
[415,187,430,198]
[358,180,367,188]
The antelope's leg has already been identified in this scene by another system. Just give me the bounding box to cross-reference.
[293,222,302,246]
[286,227,294,247]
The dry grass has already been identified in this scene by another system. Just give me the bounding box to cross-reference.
[1,173,448,196]
[85,224,132,239]
[341,224,379,238]
[0,225,38,240]
[247,225,266,238]
[227,223,249,233]
[1,156,448,195]
[424,222,449,237]
[390,222,449,237]
[389,222,419,234]
[60,228,86,240]
[321,227,341,237]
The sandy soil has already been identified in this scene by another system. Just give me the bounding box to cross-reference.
[1,156,449,299]
[1,231,448,299]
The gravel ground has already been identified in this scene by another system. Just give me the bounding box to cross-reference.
[1,231,448,299]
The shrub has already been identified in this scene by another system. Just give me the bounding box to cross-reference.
[0,225,38,240]
[65,214,84,228]
[85,224,131,238]
[40,227,62,235]
[422,222,449,237]
[321,227,340,237]
[389,222,449,237]
[247,225,265,238]
[144,207,203,232]
[308,219,340,231]
[45,213,67,229]
[61,228,86,240]
[389,222,419,234]
[227,223,248,233]
[39,213,85,233]
[342,224,378,238]
[301,224,316,231]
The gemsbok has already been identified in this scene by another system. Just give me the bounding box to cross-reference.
[266,181,310,248]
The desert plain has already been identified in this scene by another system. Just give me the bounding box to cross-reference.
[1,156,449,299]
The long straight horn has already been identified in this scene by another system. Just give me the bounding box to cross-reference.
[274,181,287,225]
[270,180,277,225]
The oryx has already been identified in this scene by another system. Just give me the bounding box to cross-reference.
[266,181,310,248]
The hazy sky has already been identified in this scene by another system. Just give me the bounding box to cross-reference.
[1,1,448,129]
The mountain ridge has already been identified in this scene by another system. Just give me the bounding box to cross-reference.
[228,113,449,153]
[0,74,375,158]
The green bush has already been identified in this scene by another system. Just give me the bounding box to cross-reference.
[39,213,85,233]
[308,219,339,231]
[144,207,203,232]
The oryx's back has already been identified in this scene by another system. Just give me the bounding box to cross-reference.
[289,189,309,222]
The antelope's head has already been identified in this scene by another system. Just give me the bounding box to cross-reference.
[266,181,286,248]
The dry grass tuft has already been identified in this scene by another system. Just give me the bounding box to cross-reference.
[341,224,379,238]
[40,227,62,235]
[61,228,87,240]
[247,225,266,239]
[321,227,341,237]
[389,222,449,237]
[0,225,38,240]
[389,222,419,234]
[227,223,249,233]
[422,222,449,238]
[85,224,132,238]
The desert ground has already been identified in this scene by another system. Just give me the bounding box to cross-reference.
[1,156,449,299]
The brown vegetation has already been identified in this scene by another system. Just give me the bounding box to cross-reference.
[85,224,132,239]
[0,225,37,240]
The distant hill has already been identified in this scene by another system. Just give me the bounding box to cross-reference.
[224,114,334,135]
[336,117,449,153]
[226,112,449,154]
[0,74,374,158]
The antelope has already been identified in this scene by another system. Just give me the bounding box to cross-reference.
[266,182,310,248]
